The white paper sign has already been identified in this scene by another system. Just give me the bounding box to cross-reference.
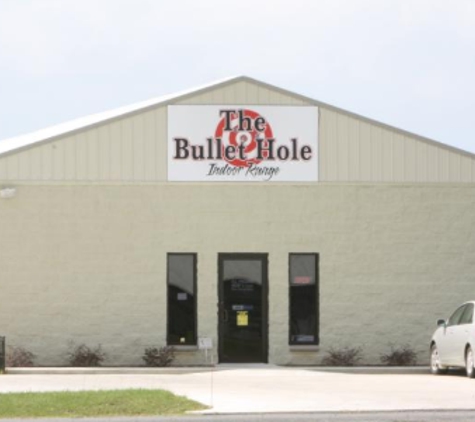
[198,337,213,350]
[168,105,318,182]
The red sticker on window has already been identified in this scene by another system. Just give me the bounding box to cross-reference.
[293,276,311,284]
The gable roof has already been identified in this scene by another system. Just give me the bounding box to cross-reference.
[1,75,474,160]
[0,75,241,157]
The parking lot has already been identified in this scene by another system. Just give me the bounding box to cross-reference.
[2,366,475,414]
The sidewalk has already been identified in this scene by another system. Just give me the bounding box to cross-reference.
[1,365,474,414]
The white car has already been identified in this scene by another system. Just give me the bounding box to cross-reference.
[430,301,475,378]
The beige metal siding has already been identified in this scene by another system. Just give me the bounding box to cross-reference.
[319,107,475,182]
[0,79,474,183]
[0,81,310,182]
[0,107,166,183]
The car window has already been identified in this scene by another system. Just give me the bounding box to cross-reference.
[447,305,467,327]
[459,304,474,325]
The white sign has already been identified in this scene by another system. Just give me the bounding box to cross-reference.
[198,337,213,350]
[168,105,318,182]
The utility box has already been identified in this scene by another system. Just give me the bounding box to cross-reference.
[0,336,5,373]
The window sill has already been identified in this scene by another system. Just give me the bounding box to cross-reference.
[170,345,199,352]
[289,345,320,352]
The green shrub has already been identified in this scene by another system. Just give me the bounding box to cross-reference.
[380,344,418,366]
[321,347,363,366]
[6,346,36,367]
[142,346,176,367]
[67,343,106,367]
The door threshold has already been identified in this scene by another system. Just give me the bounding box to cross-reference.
[217,363,275,368]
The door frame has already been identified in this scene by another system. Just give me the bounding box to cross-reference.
[217,253,269,363]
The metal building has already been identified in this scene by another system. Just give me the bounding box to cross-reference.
[1,76,474,366]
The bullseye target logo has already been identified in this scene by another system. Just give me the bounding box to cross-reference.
[214,109,273,168]
[168,105,318,182]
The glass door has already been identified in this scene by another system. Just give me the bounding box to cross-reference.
[218,254,268,363]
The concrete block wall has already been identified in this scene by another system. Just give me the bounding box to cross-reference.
[0,183,474,366]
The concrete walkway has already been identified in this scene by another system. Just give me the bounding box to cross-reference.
[2,366,475,414]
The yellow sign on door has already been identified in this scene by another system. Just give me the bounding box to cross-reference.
[237,311,248,326]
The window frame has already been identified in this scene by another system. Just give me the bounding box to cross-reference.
[447,305,467,327]
[288,253,320,346]
[166,253,198,346]
[459,303,474,326]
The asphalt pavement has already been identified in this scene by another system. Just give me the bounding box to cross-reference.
[3,411,475,422]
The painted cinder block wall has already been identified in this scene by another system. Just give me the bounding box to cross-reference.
[1,184,474,365]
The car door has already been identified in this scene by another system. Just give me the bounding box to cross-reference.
[440,304,467,365]
[452,303,474,366]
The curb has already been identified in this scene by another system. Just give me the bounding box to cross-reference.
[5,365,430,375]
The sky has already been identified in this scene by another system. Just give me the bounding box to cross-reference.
[0,0,474,153]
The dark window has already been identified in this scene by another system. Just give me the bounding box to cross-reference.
[459,304,474,325]
[167,253,197,345]
[447,305,467,327]
[289,253,319,345]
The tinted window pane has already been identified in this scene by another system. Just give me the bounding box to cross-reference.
[460,304,474,325]
[447,305,467,327]
[289,254,319,345]
[167,254,196,345]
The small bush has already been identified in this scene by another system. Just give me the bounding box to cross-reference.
[6,346,36,367]
[380,344,418,366]
[321,346,363,366]
[142,346,176,367]
[67,343,106,367]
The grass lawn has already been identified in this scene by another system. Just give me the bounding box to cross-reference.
[0,389,208,418]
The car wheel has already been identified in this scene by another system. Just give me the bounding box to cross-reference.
[430,344,448,375]
[465,347,475,378]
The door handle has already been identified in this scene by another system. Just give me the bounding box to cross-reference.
[223,309,228,322]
